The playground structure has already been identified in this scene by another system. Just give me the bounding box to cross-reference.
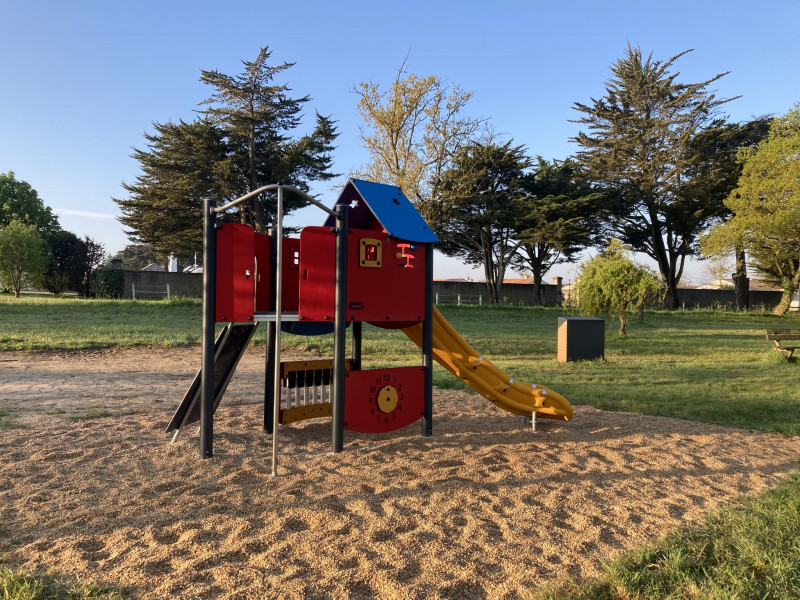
[166,179,572,471]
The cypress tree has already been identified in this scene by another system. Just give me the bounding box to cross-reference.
[512,158,602,305]
[116,47,339,260]
[572,45,733,308]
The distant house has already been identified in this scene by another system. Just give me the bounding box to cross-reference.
[695,277,782,292]
[141,263,166,272]
[696,278,734,290]
[561,279,579,307]
[502,275,564,287]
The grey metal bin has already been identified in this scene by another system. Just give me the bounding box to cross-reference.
[557,317,605,363]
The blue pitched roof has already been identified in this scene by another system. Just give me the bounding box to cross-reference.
[324,179,438,243]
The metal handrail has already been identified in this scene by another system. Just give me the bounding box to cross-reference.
[213,183,336,217]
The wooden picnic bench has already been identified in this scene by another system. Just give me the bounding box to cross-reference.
[765,328,800,357]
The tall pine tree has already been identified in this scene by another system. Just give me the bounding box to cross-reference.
[199,47,338,231]
[116,47,339,260]
[572,45,733,307]
[512,158,602,305]
[117,119,227,259]
[436,140,530,303]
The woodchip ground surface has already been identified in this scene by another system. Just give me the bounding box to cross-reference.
[2,347,800,599]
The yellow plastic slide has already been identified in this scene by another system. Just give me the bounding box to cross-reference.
[402,307,573,421]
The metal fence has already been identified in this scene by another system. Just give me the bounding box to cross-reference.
[434,293,483,305]
[131,283,171,299]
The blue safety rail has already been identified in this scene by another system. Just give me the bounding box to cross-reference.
[324,179,439,243]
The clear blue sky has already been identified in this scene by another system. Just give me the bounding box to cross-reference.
[2,0,798,282]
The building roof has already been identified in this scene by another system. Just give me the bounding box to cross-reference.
[434,278,474,283]
[695,278,735,290]
[692,278,782,292]
[141,263,166,272]
[324,179,439,243]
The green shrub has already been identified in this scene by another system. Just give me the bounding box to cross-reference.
[90,270,124,299]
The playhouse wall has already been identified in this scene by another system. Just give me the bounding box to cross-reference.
[281,237,301,312]
[215,224,302,322]
[216,224,261,322]
[298,226,426,323]
[254,233,270,312]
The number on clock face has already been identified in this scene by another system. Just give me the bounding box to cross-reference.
[368,374,404,423]
[343,367,423,433]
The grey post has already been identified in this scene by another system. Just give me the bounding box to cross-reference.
[200,198,217,459]
[331,204,348,453]
[422,243,434,437]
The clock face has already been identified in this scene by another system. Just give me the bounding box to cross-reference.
[344,367,424,433]
[377,384,399,413]
[370,373,403,426]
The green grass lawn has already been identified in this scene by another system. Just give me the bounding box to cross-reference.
[0,565,124,600]
[532,472,800,600]
[8,296,795,432]
[0,296,203,350]
[2,294,799,599]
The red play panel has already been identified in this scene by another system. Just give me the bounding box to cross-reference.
[216,223,256,323]
[298,226,426,323]
[347,233,426,322]
[281,237,301,312]
[254,232,271,312]
[298,226,336,322]
[344,366,424,433]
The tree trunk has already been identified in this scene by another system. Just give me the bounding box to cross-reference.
[646,213,681,309]
[666,252,684,309]
[773,269,800,316]
[733,247,749,310]
[247,125,266,233]
[733,274,750,310]
[665,276,680,309]
[774,290,794,316]
[483,260,496,303]
[483,279,502,304]
[532,271,542,307]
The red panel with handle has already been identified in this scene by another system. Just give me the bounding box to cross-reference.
[216,223,255,323]
[298,226,335,322]
[254,232,271,312]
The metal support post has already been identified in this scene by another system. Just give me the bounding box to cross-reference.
[332,204,348,453]
[352,321,362,371]
[264,227,277,434]
[264,321,276,433]
[422,244,434,437]
[200,198,217,459]
[271,187,284,476]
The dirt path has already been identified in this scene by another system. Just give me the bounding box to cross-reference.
[2,347,799,599]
